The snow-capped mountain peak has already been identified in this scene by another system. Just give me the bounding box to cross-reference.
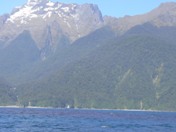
[7,0,80,24]
[7,0,56,23]
[1,0,103,49]
[27,0,49,6]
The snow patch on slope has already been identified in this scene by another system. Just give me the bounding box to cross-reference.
[46,1,55,6]
[61,7,70,12]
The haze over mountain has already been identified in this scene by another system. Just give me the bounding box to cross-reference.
[0,0,176,111]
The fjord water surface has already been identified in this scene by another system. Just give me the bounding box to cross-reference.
[0,108,175,132]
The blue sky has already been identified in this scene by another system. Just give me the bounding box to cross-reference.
[0,0,176,17]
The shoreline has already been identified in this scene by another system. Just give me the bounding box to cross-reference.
[0,105,175,113]
[0,105,52,109]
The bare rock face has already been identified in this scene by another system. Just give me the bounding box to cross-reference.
[0,0,104,49]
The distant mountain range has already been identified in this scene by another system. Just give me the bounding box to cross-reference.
[0,0,176,111]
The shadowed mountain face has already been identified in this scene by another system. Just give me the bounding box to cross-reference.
[0,31,40,76]
[0,1,176,110]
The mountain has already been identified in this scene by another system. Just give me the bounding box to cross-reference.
[0,1,176,111]
[104,2,176,34]
[15,24,176,110]
[0,30,40,77]
[0,0,104,53]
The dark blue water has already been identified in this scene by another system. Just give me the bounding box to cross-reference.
[0,108,175,132]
